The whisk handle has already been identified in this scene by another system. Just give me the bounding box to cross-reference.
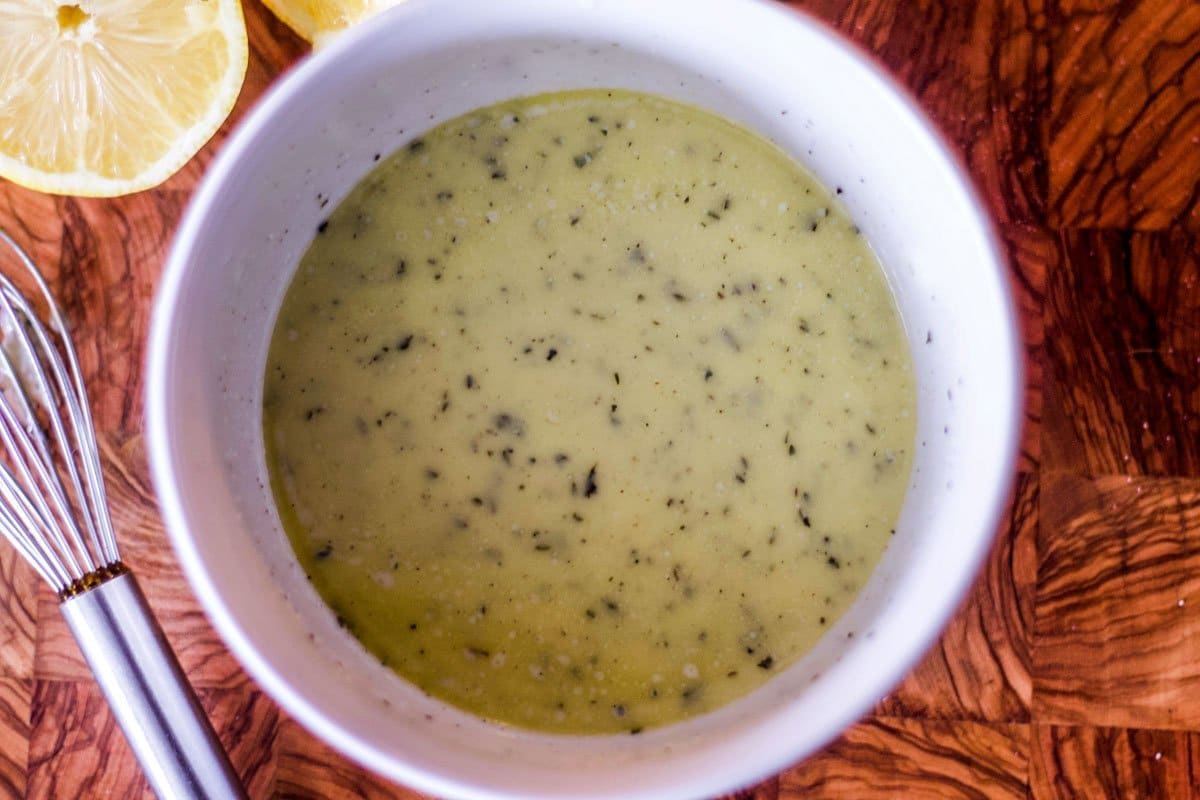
[60,572,247,800]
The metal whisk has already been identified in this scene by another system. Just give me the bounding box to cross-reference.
[0,230,245,800]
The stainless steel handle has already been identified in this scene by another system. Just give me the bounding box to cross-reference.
[59,572,247,800]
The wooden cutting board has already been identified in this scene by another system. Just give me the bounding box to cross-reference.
[1,0,1198,797]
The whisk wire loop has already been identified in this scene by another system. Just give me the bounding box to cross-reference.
[0,230,120,591]
[0,340,93,575]
[0,471,70,587]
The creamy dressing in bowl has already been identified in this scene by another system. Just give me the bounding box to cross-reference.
[263,89,915,734]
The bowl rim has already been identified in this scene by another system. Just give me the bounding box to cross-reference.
[146,0,1024,797]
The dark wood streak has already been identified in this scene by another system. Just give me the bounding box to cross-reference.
[199,688,282,799]
[779,717,1029,799]
[1002,223,1053,470]
[276,718,426,799]
[27,680,152,799]
[1035,475,1200,730]
[52,194,186,437]
[1048,1,1200,232]
[1030,725,1200,799]
[0,676,31,799]
[1043,230,1200,477]
[720,777,780,800]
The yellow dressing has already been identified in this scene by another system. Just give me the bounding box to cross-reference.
[264,89,915,734]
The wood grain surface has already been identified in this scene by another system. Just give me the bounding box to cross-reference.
[1,0,1198,797]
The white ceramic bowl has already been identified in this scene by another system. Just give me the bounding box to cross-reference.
[147,1,1022,797]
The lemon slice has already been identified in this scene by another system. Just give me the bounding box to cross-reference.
[0,0,249,197]
[260,0,398,47]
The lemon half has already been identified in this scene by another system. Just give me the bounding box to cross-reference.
[260,0,398,47]
[0,0,249,197]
